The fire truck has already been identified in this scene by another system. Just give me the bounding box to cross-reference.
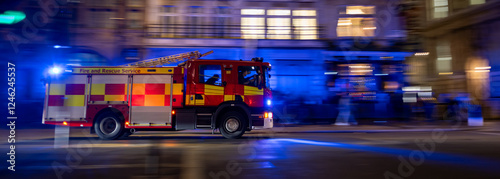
[42,51,273,139]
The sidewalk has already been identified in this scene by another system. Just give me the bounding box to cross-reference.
[262,120,497,134]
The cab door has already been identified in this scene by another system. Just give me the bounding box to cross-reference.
[195,64,224,106]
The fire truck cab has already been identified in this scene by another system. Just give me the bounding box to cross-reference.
[42,51,273,139]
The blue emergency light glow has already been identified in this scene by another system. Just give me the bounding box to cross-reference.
[49,67,62,74]
[267,99,272,106]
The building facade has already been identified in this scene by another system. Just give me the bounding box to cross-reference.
[64,0,409,122]
[405,0,500,119]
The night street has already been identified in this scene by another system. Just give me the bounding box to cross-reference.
[2,123,500,179]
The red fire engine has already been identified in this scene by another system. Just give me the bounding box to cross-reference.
[42,51,273,139]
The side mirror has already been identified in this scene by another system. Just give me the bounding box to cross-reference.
[222,81,227,86]
[268,74,271,78]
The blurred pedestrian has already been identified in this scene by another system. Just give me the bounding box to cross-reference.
[334,93,357,126]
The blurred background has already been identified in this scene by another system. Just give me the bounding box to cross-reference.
[1,0,499,126]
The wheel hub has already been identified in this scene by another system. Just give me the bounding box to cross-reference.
[225,118,240,133]
[100,117,119,135]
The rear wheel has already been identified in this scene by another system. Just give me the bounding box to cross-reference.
[95,111,124,140]
[220,111,246,139]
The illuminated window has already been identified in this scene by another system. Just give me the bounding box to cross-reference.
[436,39,452,73]
[340,6,375,15]
[241,9,265,39]
[267,18,291,39]
[431,0,448,19]
[268,9,291,16]
[470,0,485,5]
[293,19,317,39]
[293,10,316,16]
[241,9,265,15]
[241,9,317,39]
[337,18,375,37]
[241,17,265,39]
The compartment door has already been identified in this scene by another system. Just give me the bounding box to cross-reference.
[130,75,173,127]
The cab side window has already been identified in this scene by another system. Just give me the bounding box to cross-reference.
[238,66,261,87]
[199,65,222,86]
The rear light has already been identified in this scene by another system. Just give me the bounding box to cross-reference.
[171,110,176,115]
[264,112,273,119]
[125,122,129,126]
[63,121,68,125]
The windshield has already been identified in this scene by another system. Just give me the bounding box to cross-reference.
[263,65,271,89]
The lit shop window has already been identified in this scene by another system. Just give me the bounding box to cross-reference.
[431,0,448,19]
[340,6,375,15]
[337,18,375,37]
[241,17,265,39]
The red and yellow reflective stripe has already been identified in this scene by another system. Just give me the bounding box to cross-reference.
[48,84,86,106]
[244,86,263,95]
[90,83,127,102]
[131,83,183,106]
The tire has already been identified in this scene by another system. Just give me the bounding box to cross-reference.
[95,111,124,140]
[219,111,247,139]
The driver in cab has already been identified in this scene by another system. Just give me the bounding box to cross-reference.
[239,69,256,86]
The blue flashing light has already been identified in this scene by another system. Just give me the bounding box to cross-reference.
[49,67,62,75]
[53,45,61,49]
[267,99,272,106]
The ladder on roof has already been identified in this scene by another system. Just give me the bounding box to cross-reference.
[122,50,213,67]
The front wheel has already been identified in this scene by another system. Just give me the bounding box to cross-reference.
[95,111,124,140]
[220,111,247,139]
